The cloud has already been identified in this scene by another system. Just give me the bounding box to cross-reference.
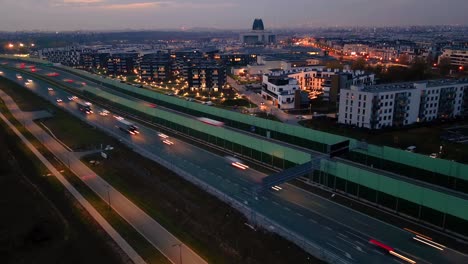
[51,0,166,9]
[50,0,235,10]
[99,1,163,9]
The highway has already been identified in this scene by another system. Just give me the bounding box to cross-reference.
[2,63,467,264]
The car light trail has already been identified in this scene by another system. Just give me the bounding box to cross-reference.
[231,162,249,170]
[412,236,445,251]
[389,251,417,264]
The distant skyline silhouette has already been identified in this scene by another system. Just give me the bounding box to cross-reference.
[0,0,467,31]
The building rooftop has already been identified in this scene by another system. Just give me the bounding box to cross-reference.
[351,79,468,93]
[355,82,417,93]
[252,18,265,31]
[426,78,468,87]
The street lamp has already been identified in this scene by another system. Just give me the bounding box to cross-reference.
[172,243,182,264]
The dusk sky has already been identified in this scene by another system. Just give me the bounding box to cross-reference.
[0,0,467,31]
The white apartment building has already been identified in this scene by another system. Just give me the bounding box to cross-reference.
[338,79,468,129]
[288,69,375,102]
[438,48,468,67]
[261,74,299,109]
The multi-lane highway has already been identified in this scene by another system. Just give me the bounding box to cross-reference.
[1,63,467,264]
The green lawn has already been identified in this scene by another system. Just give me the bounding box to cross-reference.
[0,109,124,264]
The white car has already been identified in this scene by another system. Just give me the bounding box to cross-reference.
[99,109,110,116]
[56,98,63,103]
[429,153,438,158]
[48,87,54,91]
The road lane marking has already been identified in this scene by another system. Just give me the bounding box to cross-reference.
[352,217,369,226]
[336,236,365,253]
[283,206,291,211]
[338,232,348,238]
[326,243,353,260]
[372,249,385,256]
[273,201,280,206]
[308,219,317,224]
[345,230,368,242]
[296,212,303,217]
[324,226,333,231]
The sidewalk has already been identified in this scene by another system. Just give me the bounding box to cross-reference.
[0,89,207,264]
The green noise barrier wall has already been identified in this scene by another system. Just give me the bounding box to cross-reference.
[84,86,311,166]
[321,160,468,221]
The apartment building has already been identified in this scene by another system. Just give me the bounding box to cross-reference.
[39,46,86,66]
[338,79,468,129]
[261,74,300,109]
[139,52,172,81]
[439,48,468,67]
[106,52,139,75]
[187,63,226,90]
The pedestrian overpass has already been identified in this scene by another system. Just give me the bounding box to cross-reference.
[255,140,351,193]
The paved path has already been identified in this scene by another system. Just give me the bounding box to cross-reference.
[0,90,146,264]
[0,89,207,264]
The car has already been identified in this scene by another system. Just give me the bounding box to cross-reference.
[56,98,63,103]
[186,98,194,102]
[48,87,54,91]
[67,96,78,101]
[271,185,282,191]
[205,101,213,106]
[113,115,124,120]
[0,71,3,75]
[405,146,416,152]
[84,101,92,106]
[99,109,110,116]
[162,139,174,145]
[225,156,249,170]
[165,93,174,96]
[429,153,438,158]
[158,133,169,139]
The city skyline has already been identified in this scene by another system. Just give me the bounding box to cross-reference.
[0,0,467,31]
